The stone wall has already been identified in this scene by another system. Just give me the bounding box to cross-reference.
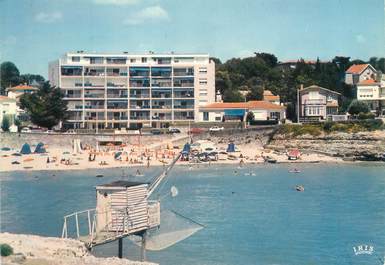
[0,132,179,149]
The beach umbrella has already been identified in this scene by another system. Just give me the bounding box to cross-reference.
[20,143,31,154]
[182,143,191,153]
[114,152,122,160]
[226,143,235,153]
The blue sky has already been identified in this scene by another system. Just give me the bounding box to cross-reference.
[1,0,384,78]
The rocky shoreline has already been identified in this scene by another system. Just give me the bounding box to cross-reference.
[267,130,385,161]
[0,233,157,265]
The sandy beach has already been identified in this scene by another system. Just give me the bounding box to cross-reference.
[0,137,345,173]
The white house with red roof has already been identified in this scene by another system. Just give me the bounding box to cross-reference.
[6,84,38,101]
[198,100,286,123]
[345,64,377,85]
[356,74,385,116]
[298,85,341,121]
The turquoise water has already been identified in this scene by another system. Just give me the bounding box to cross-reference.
[1,164,385,265]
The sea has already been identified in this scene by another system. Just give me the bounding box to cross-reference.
[1,163,385,265]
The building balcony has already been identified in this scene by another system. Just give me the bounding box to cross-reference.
[130,105,151,109]
[107,93,128,98]
[130,94,150,99]
[64,94,82,99]
[303,99,326,105]
[152,93,172,98]
[84,72,105,77]
[151,81,172,87]
[173,82,194,87]
[129,81,150,88]
[84,83,105,88]
[130,116,150,120]
[106,72,128,77]
[129,68,150,77]
[173,68,194,76]
[84,94,105,99]
[152,105,172,109]
[174,105,194,109]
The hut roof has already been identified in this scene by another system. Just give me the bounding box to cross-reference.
[98,180,148,188]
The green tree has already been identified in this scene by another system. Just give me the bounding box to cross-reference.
[245,77,264,101]
[0,62,21,94]
[246,111,255,122]
[254,52,278,68]
[210,57,222,65]
[348,100,370,115]
[19,74,45,86]
[224,89,244,102]
[14,118,21,132]
[1,115,10,132]
[20,82,68,129]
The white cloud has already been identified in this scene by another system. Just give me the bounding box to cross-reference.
[355,34,366,44]
[35,11,63,23]
[93,0,140,5]
[123,5,169,25]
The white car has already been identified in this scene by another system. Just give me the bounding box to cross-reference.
[209,126,224,132]
[21,127,31,133]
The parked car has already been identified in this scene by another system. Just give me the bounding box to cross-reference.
[168,128,181,134]
[150,129,162,135]
[21,127,31,133]
[209,126,224,132]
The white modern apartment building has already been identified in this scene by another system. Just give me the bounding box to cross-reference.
[49,52,215,129]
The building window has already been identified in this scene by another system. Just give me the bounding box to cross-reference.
[199,78,208,85]
[72,56,80,62]
[215,116,221,121]
[308,91,318,99]
[199,67,207,73]
[90,57,103,64]
[203,112,209,121]
[130,58,136,63]
[141,57,147,63]
[270,112,280,120]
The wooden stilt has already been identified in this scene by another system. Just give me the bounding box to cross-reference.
[141,231,147,261]
[118,238,123,258]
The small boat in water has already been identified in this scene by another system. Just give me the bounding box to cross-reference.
[295,185,305,192]
[289,168,301,173]
[96,174,104,178]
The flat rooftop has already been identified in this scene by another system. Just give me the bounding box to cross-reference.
[64,51,209,58]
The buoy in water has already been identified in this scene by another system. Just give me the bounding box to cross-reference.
[96,174,104,178]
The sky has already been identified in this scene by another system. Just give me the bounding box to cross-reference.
[0,0,384,78]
